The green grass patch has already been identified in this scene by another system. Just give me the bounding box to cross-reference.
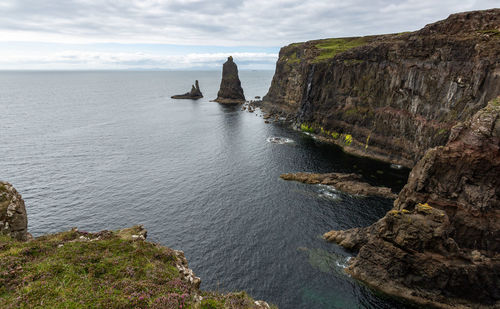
[0,229,268,308]
[301,123,315,133]
[313,37,368,62]
[287,53,301,65]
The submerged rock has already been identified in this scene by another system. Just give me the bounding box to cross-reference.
[324,97,500,308]
[171,80,203,99]
[0,181,28,241]
[280,172,397,199]
[214,56,246,104]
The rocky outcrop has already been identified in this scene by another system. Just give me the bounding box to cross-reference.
[262,9,500,167]
[0,182,28,241]
[324,97,500,308]
[214,56,246,104]
[280,172,396,199]
[171,80,203,99]
[0,185,273,308]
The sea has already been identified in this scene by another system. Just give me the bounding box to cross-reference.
[0,70,413,308]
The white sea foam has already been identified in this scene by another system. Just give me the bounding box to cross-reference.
[266,136,295,144]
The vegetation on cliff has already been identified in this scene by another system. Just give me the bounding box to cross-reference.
[0,225,273,309]
[263,9,500,167]
[313,37,368,62]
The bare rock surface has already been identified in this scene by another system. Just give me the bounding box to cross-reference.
[280,172,397,199]
[214,56,246,104]
[0,181,28,241]
[324,97,500,308]
[171,80,203,99]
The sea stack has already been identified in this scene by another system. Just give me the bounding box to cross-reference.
[214,56,245,104]
[171,80,203,99]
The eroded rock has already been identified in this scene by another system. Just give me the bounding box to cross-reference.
[171,80,203,99]
[214,56,246,104]
[324,97,500,308]
[0,182,28,241]
[280,172,397,199]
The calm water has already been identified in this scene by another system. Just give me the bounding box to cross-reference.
[0,71,411,308]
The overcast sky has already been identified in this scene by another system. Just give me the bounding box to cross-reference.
[0,0,497,70]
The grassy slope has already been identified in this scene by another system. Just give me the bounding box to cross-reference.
[0,227,273,309]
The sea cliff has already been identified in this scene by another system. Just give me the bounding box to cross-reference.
[262,9,500,167]
[324,97,500,308]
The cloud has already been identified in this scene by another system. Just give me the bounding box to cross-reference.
[0,0,496,69]
[0,0,496,46]
[0,50,278,70]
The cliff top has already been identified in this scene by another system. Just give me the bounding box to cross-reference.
[0,225,274,308]
[279,8,499,64]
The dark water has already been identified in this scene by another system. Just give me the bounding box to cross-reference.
[0,71,411,308]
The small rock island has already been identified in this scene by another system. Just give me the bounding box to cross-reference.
[171,80,203,99]
[213,56,246,104]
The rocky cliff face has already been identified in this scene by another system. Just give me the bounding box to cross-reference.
[263,9,500,167]
[324,97,500,308]
[0,181,28,241]
[215,56,246,104]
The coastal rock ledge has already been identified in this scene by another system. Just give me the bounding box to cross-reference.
[280,172,397,199]
[324,97,500,309]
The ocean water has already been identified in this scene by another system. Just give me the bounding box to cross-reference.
[0,71,412,308]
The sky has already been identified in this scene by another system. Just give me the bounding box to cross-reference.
[0,0,497,70]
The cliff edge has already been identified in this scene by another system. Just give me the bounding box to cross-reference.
[324,97,500,308]
[0,185,273,309]
[262,9,500,167]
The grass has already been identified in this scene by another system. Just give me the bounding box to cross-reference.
[313,37,367,62]
[344,134,353,146]
[301,123,315,133]
[287,53,301,65]
[0,228,272,308]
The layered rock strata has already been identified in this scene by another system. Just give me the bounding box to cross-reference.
[214,56,246,104]
[324,97,500,308]
[0,181,28,241]
[280,172,396,199]
[171,80,203,99]
[262,9,500,167]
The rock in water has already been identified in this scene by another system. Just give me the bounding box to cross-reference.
[280,172,397,199]
[171,80,203,99]
[324,97,500,308]
[0,182,28,241]
[214,56,245,104]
